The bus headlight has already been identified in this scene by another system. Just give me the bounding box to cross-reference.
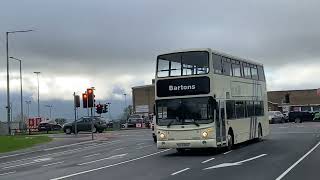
[160,133,166,139]
[202,131,208,138]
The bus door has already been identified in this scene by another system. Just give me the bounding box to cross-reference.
[250,102,258,139]
[215,100,226,146]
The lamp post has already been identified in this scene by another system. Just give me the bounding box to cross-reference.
[34,72,41,117]
[123,93,127,109]
[6,29,34,135]
[25,101,31,119]
[45,105,53,119]
[9,57,23,123]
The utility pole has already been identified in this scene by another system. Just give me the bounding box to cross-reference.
[25,101,31,119]
[6,29,34,135]
[9,57,24,124]
[34,72,41,117]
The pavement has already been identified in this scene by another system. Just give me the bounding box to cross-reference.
[0,122,320,180]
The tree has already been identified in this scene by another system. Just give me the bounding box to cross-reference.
[121,105,133,121]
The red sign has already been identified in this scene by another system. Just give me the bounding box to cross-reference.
[317,88,320,96]
[27,117,42,130]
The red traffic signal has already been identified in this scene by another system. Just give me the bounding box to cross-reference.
[96,104,103,114]
[87,88,95,108]
[82,93,88,108]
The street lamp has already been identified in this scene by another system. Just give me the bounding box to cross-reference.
[34,72,41,117]
[25,101,31,119]
[6,29,34,135]
[45,105,53,119]
[123,93,127,109]
[9,57,23,124]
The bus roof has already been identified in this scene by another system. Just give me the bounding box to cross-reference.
[158,48,264,66]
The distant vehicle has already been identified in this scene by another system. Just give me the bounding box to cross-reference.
[38,122,62,132]
[62,117,107,134]
[151,116,157,143]
[126,114,143,128]
[268,111,285,124]
[288,111,315,123]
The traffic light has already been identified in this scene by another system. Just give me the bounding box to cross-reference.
[96,104,103,114]
[103,104,108,113]
[87,88,95,108]
[74,95,80,108]
[82,93,88,108]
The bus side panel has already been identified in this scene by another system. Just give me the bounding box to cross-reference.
[227,118,251,144]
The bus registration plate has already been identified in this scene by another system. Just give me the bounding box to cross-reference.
[177,143,191,148]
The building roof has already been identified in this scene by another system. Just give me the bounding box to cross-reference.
[268,89,320,106]
[132,84,154,89]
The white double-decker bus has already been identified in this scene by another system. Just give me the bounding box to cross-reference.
[155,48,269,152]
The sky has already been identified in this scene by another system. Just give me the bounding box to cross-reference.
[1,0,320,121]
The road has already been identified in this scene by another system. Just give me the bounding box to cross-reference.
[0,122,320,180]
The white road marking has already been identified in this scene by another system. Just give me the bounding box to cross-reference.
[171,168,190,176]
[0,140,121,166]
[223,150,232,155]
[0,152,30,159]
[279,127,288,129]
[136,145,153,150]
[275,141,320,180]
[136,143,145,146]
[114,148,125,151]
[204,154,267,170]
[83,153,101,158]
[44,140,101,151]
[2,157,52,169]
[42,161,64,167]
[201,157,215,164]
[50,149,171,180]
[0,171,16,176]
[78,153,128,165]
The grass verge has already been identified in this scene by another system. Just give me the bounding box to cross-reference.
[0,135,52,153]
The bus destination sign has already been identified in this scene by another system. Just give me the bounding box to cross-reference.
[157,77,210,97]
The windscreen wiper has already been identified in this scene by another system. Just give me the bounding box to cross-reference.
[167,120,174,128]
[193,120,200,127]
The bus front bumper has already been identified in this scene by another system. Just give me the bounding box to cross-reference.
[157,139,216,149]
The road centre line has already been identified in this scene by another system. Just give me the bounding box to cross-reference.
[78,153,128,166]
[136,145,153,149]
[223,150,232,155]
[0,171,16,176]
[83,153,101,158]
[0,140,121,166]
[201,157,215,164]
[50,149,171,180]
[114,148,125,151]
[42,161,64,167]
[171,168,190,176]
[136,143,145,146]
[275,141,320,180]
[2,157,52,169]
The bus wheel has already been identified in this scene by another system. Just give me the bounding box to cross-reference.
[257,124,263,142]
[227,131,234,151]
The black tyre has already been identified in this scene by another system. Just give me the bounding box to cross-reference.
[295,118,301,123]
[257,124,263,142]
[65,127,72,134]
[227,131,234,151]
[98,129,103,133]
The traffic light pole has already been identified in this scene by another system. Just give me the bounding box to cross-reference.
[91,107,94,140]
[73,92,77,136]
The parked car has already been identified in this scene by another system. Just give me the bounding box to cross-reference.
[268,111,285,124]
[38,122,62,132]
[288,111,315,123]
[63,117,107,134]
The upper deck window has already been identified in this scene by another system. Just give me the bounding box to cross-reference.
[157,51,209,77]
